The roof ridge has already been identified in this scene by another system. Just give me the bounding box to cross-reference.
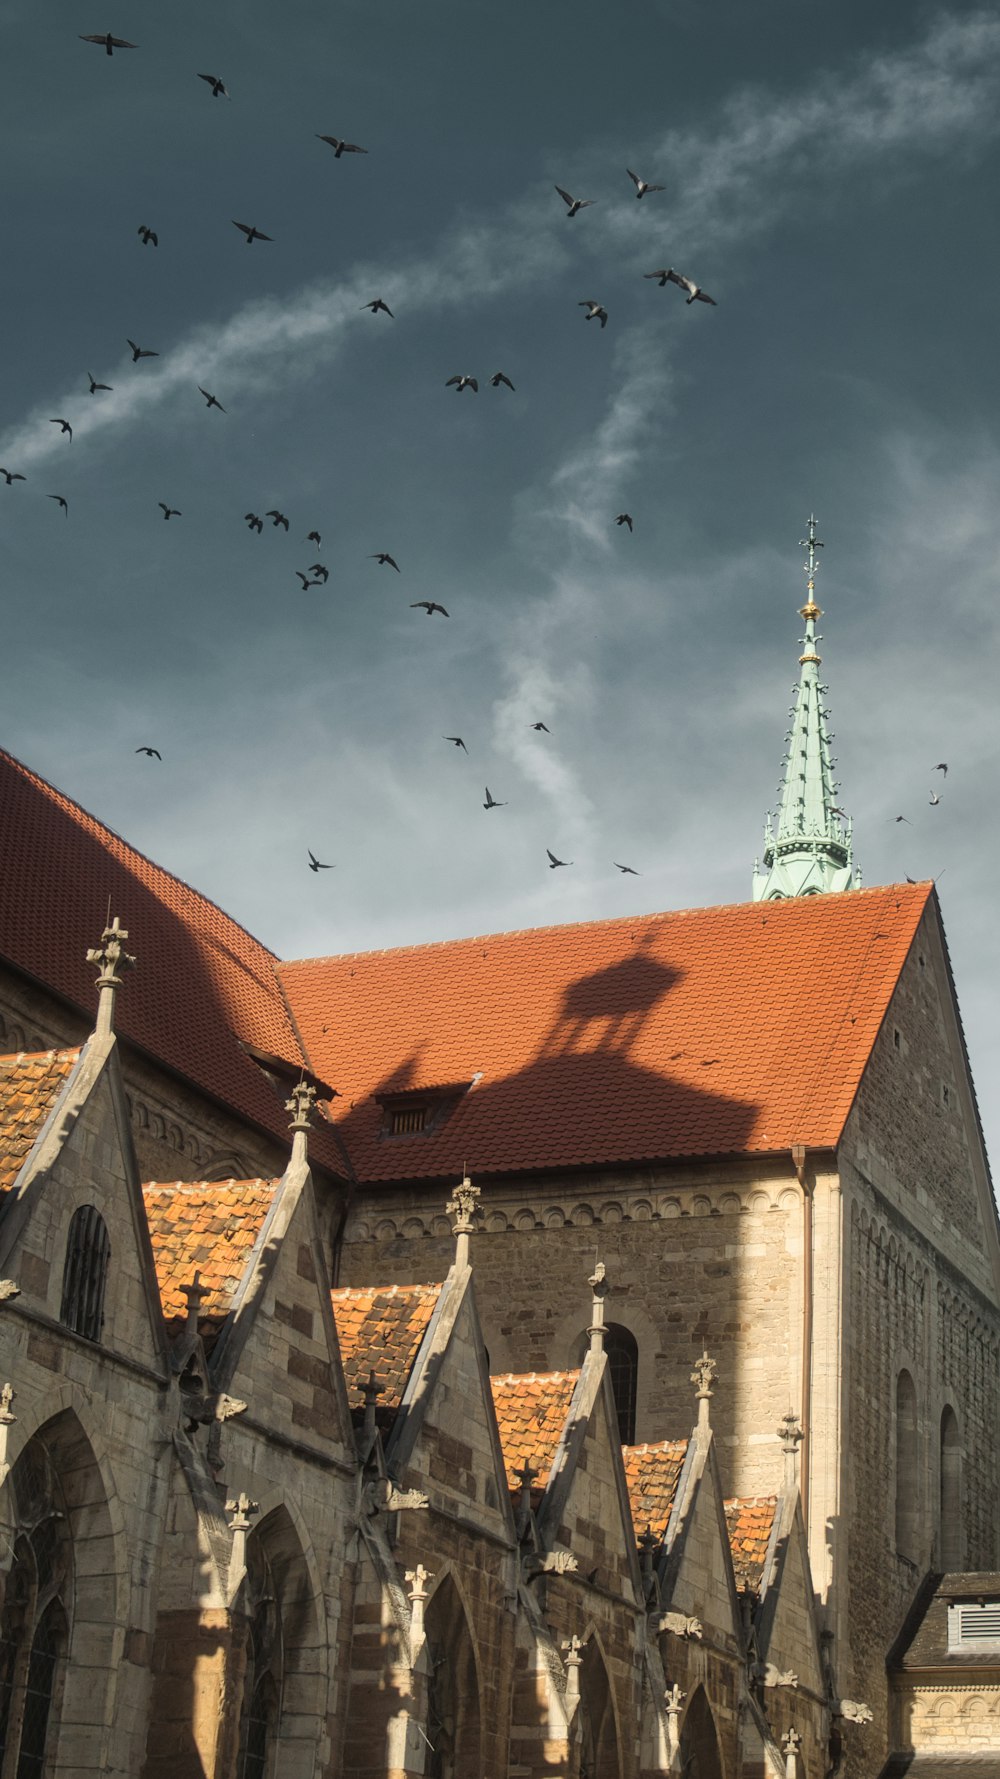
[490,1368,582,1385]
[280,881,934,971]
[329,1281,442,1299]
[0,747,281,962]
[142,1176,276,1192]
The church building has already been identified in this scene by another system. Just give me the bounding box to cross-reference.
[0,522,997,1777]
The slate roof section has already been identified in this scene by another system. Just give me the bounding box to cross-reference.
[622,1440,689,1541]
[142,1177,278,1341]
[724,1496,778,1591]
[330,1283,442,1411]
[279,884,933,1180]
[490,1370,581,1491]
[0,749,348,1179]
[0,1048,80,1196]
[891,1573,1000,1671]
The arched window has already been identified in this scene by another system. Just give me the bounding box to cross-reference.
[895,1370,919,1561]
[238,1540,282,1779]
[59,1205,110,1342]
[940,1406,964,1570]
[421,1577,481,1778]
[0,1438,72,1778]
[678,1685,724,1779]
[579,1639,620,1779]
[604,1324,638,1445]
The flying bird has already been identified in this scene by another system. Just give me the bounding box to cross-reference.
[649,268,717,306]
[316,135,367,157]
[616,513,633,531]
[198,73,230,98]
[49,418,73,441]
[137,225,157,246]
[547,849,572,868]
[80,33,137,55]
[890,816,912,825]
[48,495,68,513]
[361,298,393,316]
[127,338,158,360]
[934,762,948,775]
[370,552,399,571]
[445,375,478,392]
[295,571,318,591]
[245,513,263,533]
[411,600,449,616]
[232,220,272,244]
[483,787,507,809]
[308,849,334,872]
[135,746,161,760]
[87,373,112,393]
[309,563,329,582]
[627,168,665,198]
[929,792,941,806]
[444,737,467,752]
[554,185,594,218]
[307,530,321,546]
[198,386,225,411]
[0,469,25,485]
[266,510,289,530]
[529,722,550,733]
[490,371,515,390]
[158,503,181,520]
[579,300,608,327]
[614,862,640,874]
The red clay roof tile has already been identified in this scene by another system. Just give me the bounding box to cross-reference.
[0,750,347,1179]
[0,1048,81,1196]
[490,1370,580,1490]
[331,1283,442,1410]
[142,1177,278,1341]
[278,884,933,1180]
[724,1495,778,1590]
[622,1440,689,1541]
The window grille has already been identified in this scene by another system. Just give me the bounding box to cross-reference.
[59,1205,110,1342]
[605,1324,639,1445]
[390,1106,428,1135]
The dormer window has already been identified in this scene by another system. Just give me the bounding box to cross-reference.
[948,1601,1000,1651]
[376,1082,471,1139]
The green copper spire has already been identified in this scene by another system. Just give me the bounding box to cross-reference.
[752,517,857,901]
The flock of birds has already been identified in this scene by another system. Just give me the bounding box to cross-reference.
[7,33,729,885]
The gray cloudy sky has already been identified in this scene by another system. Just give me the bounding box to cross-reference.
[3,3,1000,1164]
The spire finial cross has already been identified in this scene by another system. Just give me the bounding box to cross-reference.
[799,512,824,596]
[285,1077,316,1164]
[446,1174,481,1267]
[181,1272,206,1332]
[87,915,136,1037]
[691,1348,717,1435]
[588,1259,609,1355]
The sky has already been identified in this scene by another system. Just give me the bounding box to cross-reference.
[3,2,1000,1164]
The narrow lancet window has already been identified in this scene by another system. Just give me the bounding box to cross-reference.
[59,1205,110,1342]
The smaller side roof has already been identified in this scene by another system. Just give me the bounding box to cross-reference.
[725,1496,779,1593]
[142,1178,279,1343]
[0,1048,81,1196]
[622,1440,689,1541]
[491,1370,581,1491]
[891,1572,1000,1671]
[331,1283,442,1412]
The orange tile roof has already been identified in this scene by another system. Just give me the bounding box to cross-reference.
[724,1496,778,1591]
[331,1283,442,1410]
[278,883,933,1179]
[142,1178,278,1341]
[0,750,348,1179]
[490,1370,581,1490]
[0,1048,81,1195]
[622,1440,689,1541]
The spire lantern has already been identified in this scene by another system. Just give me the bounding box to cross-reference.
[752,516,858,902]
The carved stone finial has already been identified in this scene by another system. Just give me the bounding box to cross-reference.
[445,1175,481,1267]
[691,1348,717,1433]
[181,1272,206,1333]
[588,1259,608,1355]
[361,1369,382,1444]
[664,1680,686,1755]
[782,1726,803,1777]
[86,915,136,1038]
[778,1409,804,1489]
[665,1681,685,1718]
[225,1491,259,1597]
[638,1523,659,1580]
[561,1634,585,1706]
[405,1563,433,1647]
[285,1078,317,1165]
[0,1383,15,1475]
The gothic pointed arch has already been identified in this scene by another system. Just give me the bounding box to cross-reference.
[939,1404,964,1570]
[235,1504,324,1779]
[418,1571,482,1779]
[895,1370,920,1561]
[0,1409,121,1779]
[578,1633,622,1779]
[679,1684,725,1779]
